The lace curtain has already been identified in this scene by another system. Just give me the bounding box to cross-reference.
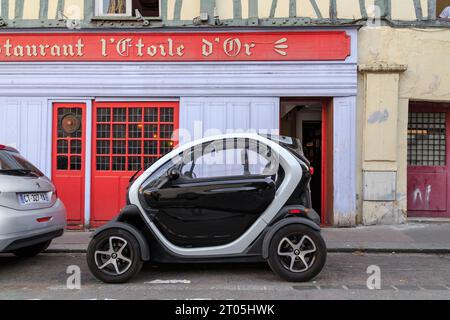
[107,0,127,14]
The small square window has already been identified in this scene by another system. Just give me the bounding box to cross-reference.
[95,0,161,18]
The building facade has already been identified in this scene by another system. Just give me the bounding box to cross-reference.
[0,0,448,228]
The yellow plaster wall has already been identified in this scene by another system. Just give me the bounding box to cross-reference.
[23,0,40,19]
[64,0,84,20]
[180,0,200,20]
[48,0,58,19]
[357,26,450,224]
[359,27,450,101]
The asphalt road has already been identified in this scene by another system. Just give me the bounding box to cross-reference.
[0,252,449,300]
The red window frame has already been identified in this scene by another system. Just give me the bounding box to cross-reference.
[92,101,179,173]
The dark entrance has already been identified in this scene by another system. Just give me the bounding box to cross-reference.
[280,99,328,221]
[302,121,322,216]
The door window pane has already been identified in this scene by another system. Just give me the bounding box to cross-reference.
[408,112,446,166]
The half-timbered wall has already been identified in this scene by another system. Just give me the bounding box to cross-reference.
[0,0,445,28]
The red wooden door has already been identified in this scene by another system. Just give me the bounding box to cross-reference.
[91,101,179,227]
[407,103,450,217]
[52,103,86,226]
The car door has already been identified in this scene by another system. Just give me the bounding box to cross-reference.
[142,138,279,248]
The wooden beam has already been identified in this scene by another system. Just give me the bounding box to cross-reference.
[428,0,436,19]
[84,0,94,20]
[233,0,242,19]
[174,0,182,20]
[374,0,387,18]
[413,0,423,20]
[359,0,367,18]
[15,0,24,19]
[57,0,66,18]
[269,0,278,18]
[329,0,337,20]
[289,0,296,18]
[39,0,48,20]
[200,0,214,22]
[249,0,258,19]
[1,0,9,19]
[309,0,323,19]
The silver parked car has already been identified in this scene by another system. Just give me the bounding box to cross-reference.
[0,145,66,257]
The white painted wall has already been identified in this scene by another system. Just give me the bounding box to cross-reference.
[0,97,52,176]
[179,97,280,145]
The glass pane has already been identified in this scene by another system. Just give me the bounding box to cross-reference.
[113,124,126,138]
[160,108,174,122]
[97,108,111,122]
[144,108,158,122]
[96,156,110,171]
[57,140,68,154]
[128,124,142,138]
[105,0,127,14]
[144,124,158,138]
[408,112,446,166]
[70,140,82,154]
[97,140,110,155]
[144,140,157,155]
[57,156,68,170]
[70,156,82,170]
[112,140,126,154]
[97,124,110,138]
[112,156,126,171]
[160,124,174,139]
[159,140,173,156]
[128,140,141,155]
[128,108,142,122]
[113,108,127,122]
[128,156,141,171]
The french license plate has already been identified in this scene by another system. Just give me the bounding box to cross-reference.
[19,193,49,205]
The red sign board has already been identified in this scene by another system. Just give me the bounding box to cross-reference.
[0,31,350,62]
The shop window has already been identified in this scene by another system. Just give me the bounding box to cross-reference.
[408,112,446,166]
[95,0,160,18]
[94,104,177,172]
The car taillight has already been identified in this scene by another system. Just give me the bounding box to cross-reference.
[288,208,310,215]
[309,167,314,176]
[37,217,52,223]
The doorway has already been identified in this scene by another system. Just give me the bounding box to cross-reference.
[280,99,331,224]
[407,101,450,218]
[51,102,86,227]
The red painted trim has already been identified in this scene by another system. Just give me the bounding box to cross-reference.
[321,101,327,225]
[0,31,351,62]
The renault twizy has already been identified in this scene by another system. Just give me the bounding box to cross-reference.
[87,133,326,283]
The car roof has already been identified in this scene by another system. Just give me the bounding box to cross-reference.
[0,145,19,153]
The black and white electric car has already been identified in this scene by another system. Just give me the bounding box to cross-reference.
[87,133,326,283]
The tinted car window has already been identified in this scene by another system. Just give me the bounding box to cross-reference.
[0,150,44,177]
[180,138,278,179]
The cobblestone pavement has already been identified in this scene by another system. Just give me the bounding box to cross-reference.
[0,252,449,300]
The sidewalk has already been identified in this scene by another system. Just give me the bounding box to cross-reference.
[48,222,450,254]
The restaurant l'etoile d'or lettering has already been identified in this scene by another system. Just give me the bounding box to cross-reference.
[0,37,185,59]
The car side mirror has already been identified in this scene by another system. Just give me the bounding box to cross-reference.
[167,168,180,180]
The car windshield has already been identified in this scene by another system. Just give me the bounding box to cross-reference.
[0,150,44,177]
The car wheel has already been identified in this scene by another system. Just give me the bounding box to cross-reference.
[12,240,52,258]
[268,224,326,282]
[87,228,143,284]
